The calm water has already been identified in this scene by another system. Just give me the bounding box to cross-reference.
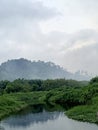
[0,109,98,130]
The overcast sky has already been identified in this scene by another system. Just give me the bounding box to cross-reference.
[0,0,98,75]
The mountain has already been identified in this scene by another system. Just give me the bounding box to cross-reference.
[0,58,90,81]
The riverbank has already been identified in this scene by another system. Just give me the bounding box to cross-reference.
[0,77,98,124]
[66,105,98,123]
[0,91,98,124]
[0,92,47,120]
[66,96,98,123]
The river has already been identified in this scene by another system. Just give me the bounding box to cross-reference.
[0,106,98,130]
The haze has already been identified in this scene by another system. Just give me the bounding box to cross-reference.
[0,0,98,75]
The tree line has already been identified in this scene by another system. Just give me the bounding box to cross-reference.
[0,78,87,94]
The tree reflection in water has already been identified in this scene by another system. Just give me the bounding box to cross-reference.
[0,104,64,128]
[1,111,62,128]
[0,126,5,130]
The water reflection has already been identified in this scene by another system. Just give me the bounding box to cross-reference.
[0,105,98,130]
[0,126,4,130]
[1,111,61,128]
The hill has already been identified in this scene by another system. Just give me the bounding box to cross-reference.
[0,58,90,81]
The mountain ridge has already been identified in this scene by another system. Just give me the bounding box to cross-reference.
[0,58,90,81]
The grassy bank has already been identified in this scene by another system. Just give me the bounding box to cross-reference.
[0,92,47,120]
[66,95,98,123]
[1,90,98,123]
[0,91,98,123]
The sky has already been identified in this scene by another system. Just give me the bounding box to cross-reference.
[0,0,98,75]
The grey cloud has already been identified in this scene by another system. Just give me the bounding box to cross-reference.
[61,29,98,75]
[0,0,59,21]
[0,0,60,58]
[64,43,98,75]
[62,29,98,51]
[76,0,98,19]
[78,0,98,9]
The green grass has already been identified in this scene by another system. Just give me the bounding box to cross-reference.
[0,92,47,120]
[66,95,98,123]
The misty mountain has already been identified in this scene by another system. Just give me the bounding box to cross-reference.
[0,58,90,81]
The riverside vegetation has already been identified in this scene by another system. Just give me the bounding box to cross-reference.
[0,77,98,123]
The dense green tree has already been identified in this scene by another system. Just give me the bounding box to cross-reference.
[90,77,98,84]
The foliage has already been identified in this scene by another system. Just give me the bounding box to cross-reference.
[0,77,98,124]
[90,76,98,84]
[0,78,87,94]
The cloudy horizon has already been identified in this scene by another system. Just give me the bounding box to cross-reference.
[0,0,98,76]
